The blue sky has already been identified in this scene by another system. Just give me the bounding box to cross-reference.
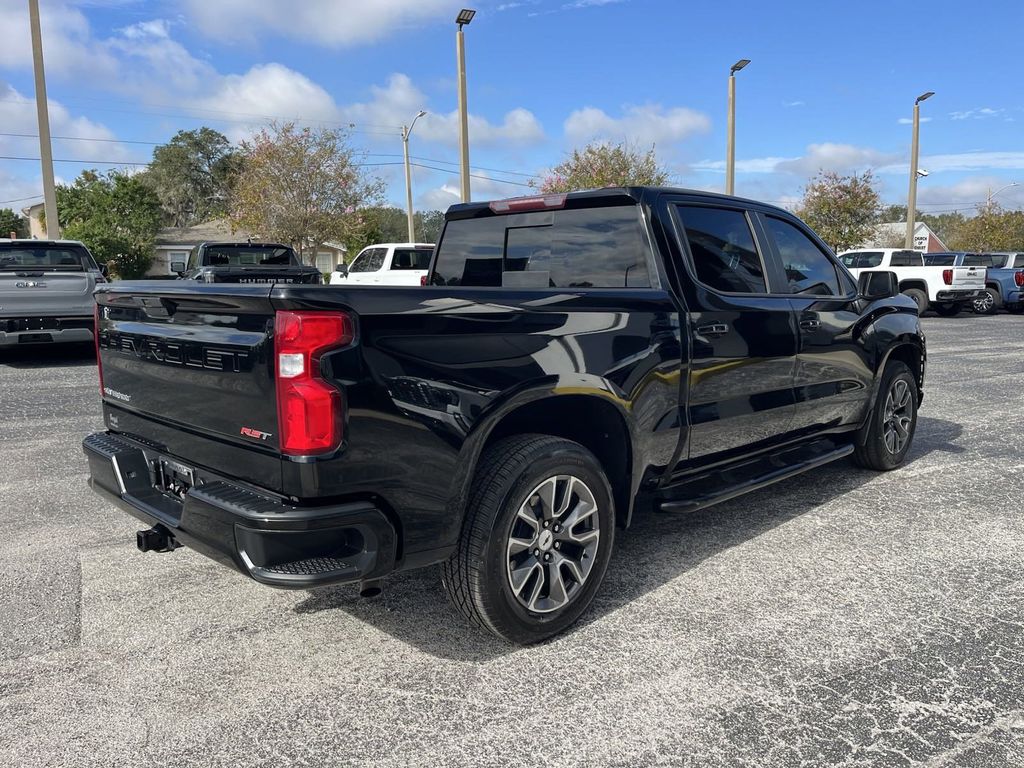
[2,0,1023,217]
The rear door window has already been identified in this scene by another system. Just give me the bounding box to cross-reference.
[391,248,433,270]
[839,251,883,269]
[763,216,842,296]
[675,206,766,294]
[431,204,651,288]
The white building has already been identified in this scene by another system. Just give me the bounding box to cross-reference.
[859,222,949,253]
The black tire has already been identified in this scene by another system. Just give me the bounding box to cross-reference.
[902,288,928,315]
[441,434,615,644]
[852,361,918,471]
[972,287,1000,315]
[934,303,961,317]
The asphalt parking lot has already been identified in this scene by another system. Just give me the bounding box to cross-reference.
[1,314,1023,768]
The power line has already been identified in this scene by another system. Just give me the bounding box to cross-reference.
[0,193,43,204]
[0,131,161,146]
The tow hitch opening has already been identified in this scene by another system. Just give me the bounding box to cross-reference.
[137,525,181,553]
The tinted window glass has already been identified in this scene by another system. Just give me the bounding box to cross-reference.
[839,251,883,269]
[923,254,956,266]
[963,254,995,267]
[431,205,651,288]
[1014,255,1024,269]
[391,248,433,270]
[0,245,95,271]
[202,245,297,266]
[350,248,385,273]
[765,216,841,296]
[676,206,766,293]
[890,250,923,267]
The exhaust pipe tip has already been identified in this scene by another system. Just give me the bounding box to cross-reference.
[359,578,384,598]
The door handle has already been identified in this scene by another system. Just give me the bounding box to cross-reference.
[696,323,729,336]
[799,318,821,331]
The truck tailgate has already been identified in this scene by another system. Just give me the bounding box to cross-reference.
[951,265,985,290]
[96,283,282,488]
[0,272,95,316]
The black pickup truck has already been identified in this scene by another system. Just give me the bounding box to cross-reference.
[84,188,925,643]
[174,241,322,284]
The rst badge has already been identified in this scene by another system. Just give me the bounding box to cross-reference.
[240,427,272,441]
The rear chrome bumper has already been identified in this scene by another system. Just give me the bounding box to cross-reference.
[0,315,93,346]
[83,431,397,588]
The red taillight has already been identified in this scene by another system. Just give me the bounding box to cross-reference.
[274,311,354,456]
[942,268,953,285]
[488,193,567,214]
[94,301,104,397]
[1015,271,1024,287]
[420,274,428,286]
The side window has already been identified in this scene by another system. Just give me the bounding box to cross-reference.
[1014,255,1024,269]
[675,205,766,294]
[391,248,433,270]
[349,248,384,273]
[764,216,841,296]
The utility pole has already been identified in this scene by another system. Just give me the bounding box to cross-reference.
[905,91,934,249]
[28,0,59,238]
[455,9,476,203]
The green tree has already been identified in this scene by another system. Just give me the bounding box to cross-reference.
[418,209,445,243]
[230,122,384,264]
[0,208,28,238]
[946,203,1024,252]
[56,170,162,278]
[533,142,670,193]
[146,128,243,227]
[795,170,881,252]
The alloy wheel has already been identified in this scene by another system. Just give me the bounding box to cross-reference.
[882,378,913,455]
[505,475,601,614]
[974,292,995,313]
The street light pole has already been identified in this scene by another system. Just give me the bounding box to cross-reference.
[726,59,750,197]
[986,181,1019,207]
[402,111,427,242]
[905,91,934,249]
[28,0,59,238]
[455,9,476,203]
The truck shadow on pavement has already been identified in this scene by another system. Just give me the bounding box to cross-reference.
[0,342,96,368]
[294,415,964,660]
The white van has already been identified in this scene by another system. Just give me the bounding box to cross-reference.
[330,243,434,286]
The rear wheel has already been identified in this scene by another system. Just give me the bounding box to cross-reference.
[934,303,961,317]
[441,434,615,644]
[972,288,1000,315]
[902,288,928,315]
[852,361,918,471]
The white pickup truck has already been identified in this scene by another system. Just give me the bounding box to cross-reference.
[329,243,434,286]
[838,248,985,316]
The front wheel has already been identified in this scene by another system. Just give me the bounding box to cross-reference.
[441,434,615,644]
[934,303,961,317]
[852,361,919,471]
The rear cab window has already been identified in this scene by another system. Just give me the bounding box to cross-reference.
[0,244,97,271]
[431,203,652,288]
[202,245,298,266]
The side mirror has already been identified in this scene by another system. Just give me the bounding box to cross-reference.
[336,264,349,276]
[858,270,899,300]
[170,261,186,274]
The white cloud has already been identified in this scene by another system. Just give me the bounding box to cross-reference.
[343,73,545,147]
[564,104,710,146]
[0,0,119,79]
[893,151,1024,174]
[950,107,1004,120]
[419,173,527,211]
[916,176,1024,210]
[783,101,805,108]
[118,19,171,39]
[896,116,932,124]
[180,0,456,47]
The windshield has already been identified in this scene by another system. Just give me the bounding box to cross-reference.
[202,245,298,266]
[0,244,97,271]
[838,251,883,268]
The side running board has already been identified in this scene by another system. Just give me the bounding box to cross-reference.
[656,438,854,514]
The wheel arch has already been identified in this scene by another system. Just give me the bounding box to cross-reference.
[898,279,929,294]
[447,386,637,533]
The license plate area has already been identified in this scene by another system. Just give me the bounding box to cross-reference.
[155,457,195,499]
